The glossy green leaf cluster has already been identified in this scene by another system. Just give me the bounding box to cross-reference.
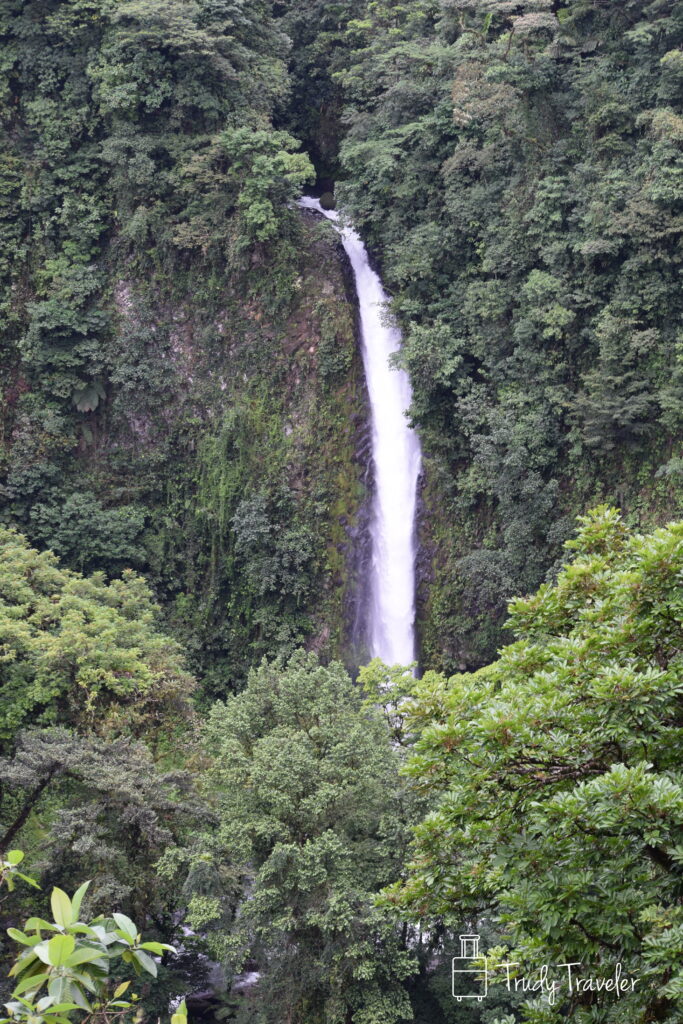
[2,879,175,1024]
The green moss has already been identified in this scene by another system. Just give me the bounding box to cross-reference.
[120,217,368,694]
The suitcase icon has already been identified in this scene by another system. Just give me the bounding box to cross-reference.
[452,934,487,1002]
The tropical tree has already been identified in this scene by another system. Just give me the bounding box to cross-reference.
[187,651,416,1024]
[390,508,683,1023]
[0,728,204,918]
[0,528,194,749]
[0,530,202,983]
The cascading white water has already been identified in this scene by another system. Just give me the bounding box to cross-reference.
[299,197,422,666]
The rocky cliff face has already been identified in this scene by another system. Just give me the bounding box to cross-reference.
[1,211,371,695]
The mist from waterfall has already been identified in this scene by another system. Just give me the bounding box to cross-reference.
[299,197,422,667]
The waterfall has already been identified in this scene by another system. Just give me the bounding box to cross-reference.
[299,197,422,666]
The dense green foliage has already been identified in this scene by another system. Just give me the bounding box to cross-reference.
[0,527,193,745]
[0,532,202,1013]
[3,510,683,1024]
[178,652,415,1024]
[392,508,683,1023]
[2,1,683,1022]
[333,0,683,670]
[0,0,371,691]
[4,0,681,679]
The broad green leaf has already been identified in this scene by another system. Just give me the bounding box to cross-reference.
[51,888,73,928]
[90,924,118,945]
[7,928,33,945]
[65,982,92,1011]
[12,972,50,997]
[25,918,58,933]
[70,881,90,922]
[69,970,99,995]
[64,948,106,968]
[6,850,24,866]
[112,913,137,941]
[46,934,76,967]
[139,941,175,954]
[9,955,39,979]
[48,976,69,1005]
[26,943,51,967]
[132,949,157,977]
[113,981,131,998]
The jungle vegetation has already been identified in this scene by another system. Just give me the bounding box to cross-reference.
[1,1,683,1023]
[331,0,683,671]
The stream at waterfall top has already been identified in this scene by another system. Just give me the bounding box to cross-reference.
[298,197,422,667]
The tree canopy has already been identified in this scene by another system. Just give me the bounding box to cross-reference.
[0,528,194,748]
[390,508,683,1023]
[1,1,683,1022]
[186,652,415,1024]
